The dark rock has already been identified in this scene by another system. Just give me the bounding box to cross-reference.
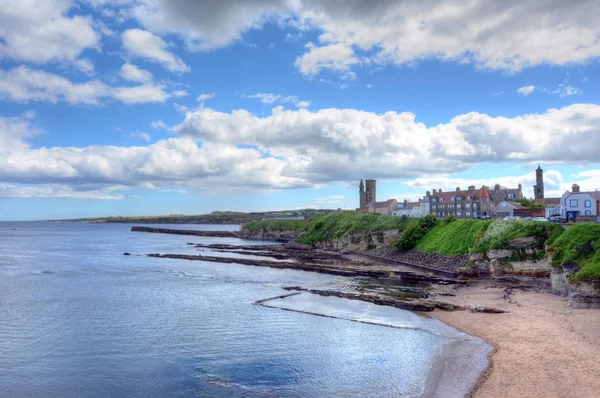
[123,252,130,256]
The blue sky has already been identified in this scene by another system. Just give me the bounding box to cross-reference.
[1,0,600,220]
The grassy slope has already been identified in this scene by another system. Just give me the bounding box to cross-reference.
[414,220,489,255]
[551,224,600,281]
[242,219,308,232]
[397,219,563,256]
[295,213,414,244]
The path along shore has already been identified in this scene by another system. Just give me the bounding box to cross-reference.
[427,287,600,398]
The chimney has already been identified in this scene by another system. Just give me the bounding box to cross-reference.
[404,199,408,204]
[456,187,461,192]
[439,188,443,193]
[494,184,500,191]
[426,190,430,196]
[468,185,475,191]
[433,189,437,195]
[572,184,580,193]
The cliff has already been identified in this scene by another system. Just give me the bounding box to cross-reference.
[240,213,412,249]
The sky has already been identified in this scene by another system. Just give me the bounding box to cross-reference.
[1,0,600,221]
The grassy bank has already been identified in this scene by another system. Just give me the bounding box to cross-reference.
[550,224,600,281]
[295,213,414,244]
[394,217,563,256]
[242,219,308,232]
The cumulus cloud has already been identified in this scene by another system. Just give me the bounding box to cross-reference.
[0,66,171,105]
[517,85,535,95]
[0,183,124,200]
[74,59,96,75]
[4,103,600,199]
[95,0,600,77]
[151,120,168,129]
[122,29,190,73]
[0,0,100,63]
[120,63,154,83]
[129,0,287,51]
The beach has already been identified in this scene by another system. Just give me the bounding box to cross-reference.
[428,287,600,398]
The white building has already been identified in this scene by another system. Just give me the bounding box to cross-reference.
[561,184,600,219]
[392,199,429,217]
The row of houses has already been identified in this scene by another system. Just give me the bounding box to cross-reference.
[358,166,600,220]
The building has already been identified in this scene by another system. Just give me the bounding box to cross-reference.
[392,199,430,217]
[493,201,545,218]
[359,179,376,209]
[535,198,562,218]
[561,184,600,219]
[533,164,544,199]
[427,186,493,218]
[488,183,524,203]
[368,199,398,216]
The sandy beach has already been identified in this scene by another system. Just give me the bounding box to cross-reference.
[428,287,600,398]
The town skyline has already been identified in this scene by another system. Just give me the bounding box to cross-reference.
[2,1,600,221]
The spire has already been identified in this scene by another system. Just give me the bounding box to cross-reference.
[359,179,364,191]
[537,164,541,170]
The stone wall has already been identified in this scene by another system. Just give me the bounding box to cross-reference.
[238,228,302,242]
[369,246,468,273]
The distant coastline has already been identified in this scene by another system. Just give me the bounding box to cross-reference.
[41,209,332,225]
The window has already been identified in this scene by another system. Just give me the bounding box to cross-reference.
[508,193,515,199]
[456,197,462,201]
[569,199,579,207]
[585,210,592,216]
[585,200,592,208]
[451,197,455,202]
[466,211,471,216]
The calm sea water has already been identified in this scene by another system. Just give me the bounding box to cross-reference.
[0,222,471,397]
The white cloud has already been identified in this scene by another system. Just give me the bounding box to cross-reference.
[0,66,112,105]
[0,66,170,105]
[540,84,582,97]
[74,59,95,75]
[174,103,600,183]
[172,90,189,98]
[120,63,153,83]
[122,29,190,73]
[104,1,600,76]
[129,0,287,51]
[4,103,600,199]
[294,42,359,77]
[243,93,310,108]
[0,183,124,200]
[197,93,215,102]
[113,83,171,104]
[0,0,100,63]
[516,85,535,95]
[151,120,168,129]
[130,131,152,142]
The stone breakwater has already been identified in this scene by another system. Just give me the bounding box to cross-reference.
[368,246,468,273]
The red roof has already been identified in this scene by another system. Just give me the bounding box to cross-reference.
[479,186,490,199]
[535,198,561,205]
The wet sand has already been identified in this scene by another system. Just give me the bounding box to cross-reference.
[428,287,600,398]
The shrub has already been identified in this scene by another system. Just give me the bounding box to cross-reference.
[393,215,438,251]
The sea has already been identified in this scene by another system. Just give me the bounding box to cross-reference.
[0,222,488,397]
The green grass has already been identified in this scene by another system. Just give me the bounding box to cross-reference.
[414,219,489,255]
[295,213,415,244]
[551,224,600,281]
[242,219,308,232]
[473,220,563,252]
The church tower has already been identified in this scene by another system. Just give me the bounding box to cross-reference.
[533,164,544,199]
[359,179,366,209]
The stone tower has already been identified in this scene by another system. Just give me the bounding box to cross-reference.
[359,179,376,209]
[359,179,366,209]
[533,164,544,199]
[365,179,376,206]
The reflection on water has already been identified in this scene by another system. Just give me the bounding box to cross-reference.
[1,222,480,397]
